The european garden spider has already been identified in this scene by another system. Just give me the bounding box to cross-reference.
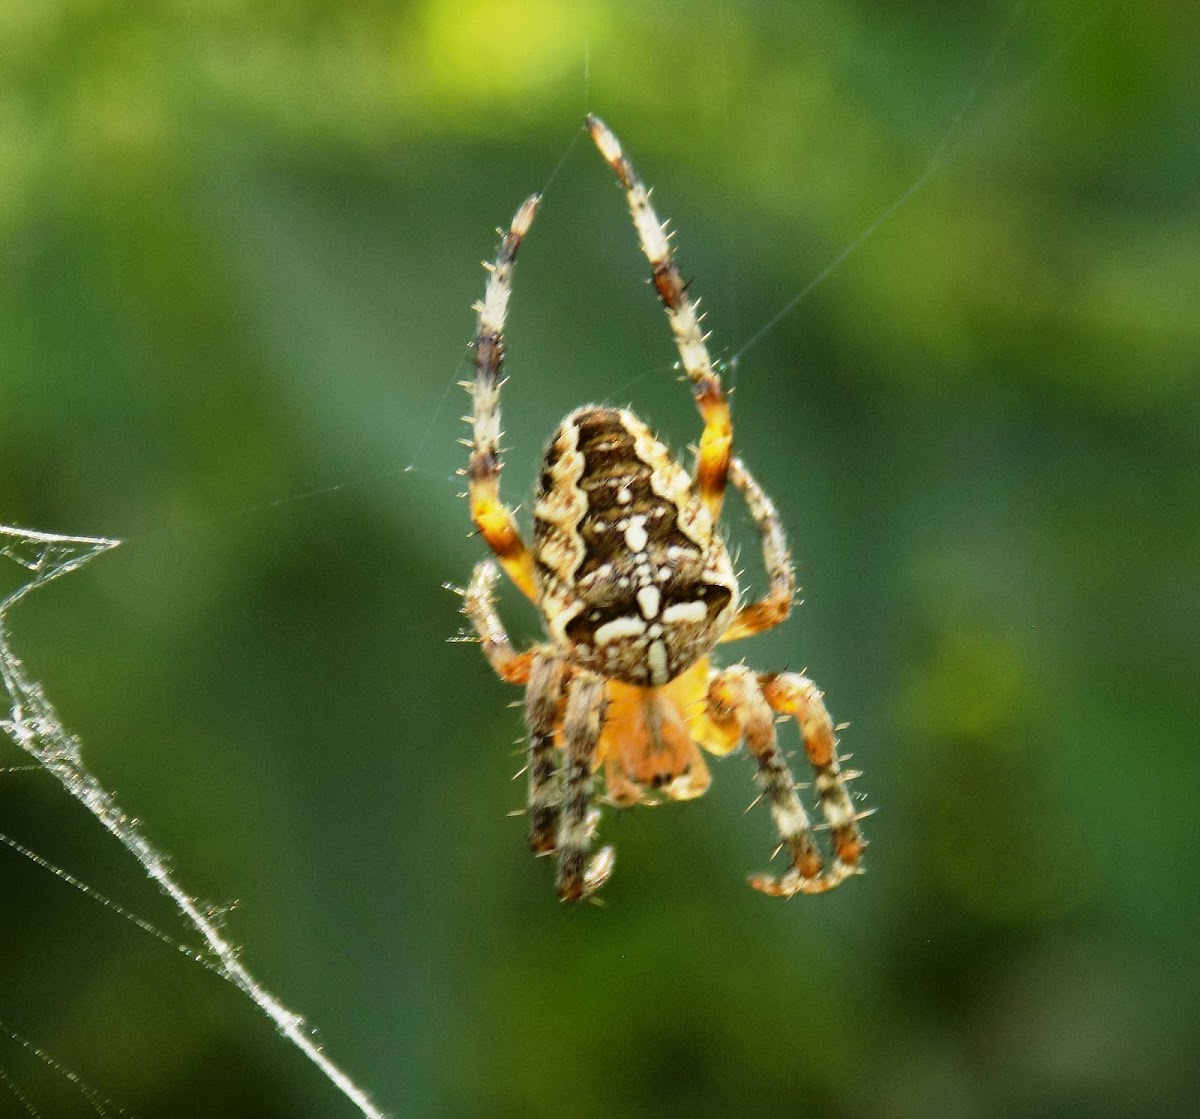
[462,116,867,900]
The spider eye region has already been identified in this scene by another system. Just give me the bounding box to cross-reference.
[532,406,738,686]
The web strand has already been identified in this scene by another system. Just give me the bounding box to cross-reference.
[0,829,222,974]
[730,0,1115,366]
[0,524,387,1119]
[0,1017,130,1118]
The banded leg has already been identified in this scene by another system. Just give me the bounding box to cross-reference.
[760,672,865,891]
[720,456,796,643]
[467,194,541,601]
[556,672,614,901]
[586,115,732,522]
[462,560,533,684]
[524,652,565,854]
[707,665,827,896]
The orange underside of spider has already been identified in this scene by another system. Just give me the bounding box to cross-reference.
[593,657,736,803]
[459,115,868,901]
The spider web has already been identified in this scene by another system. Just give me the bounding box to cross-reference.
[0,524,385,1119]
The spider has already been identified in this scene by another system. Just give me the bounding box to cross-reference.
[461,115,867,901]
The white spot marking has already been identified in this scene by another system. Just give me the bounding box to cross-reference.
[624,515,648,553]
[637,585,661,619]
[648,640,669,685]
[661,601,709,626]
[594,615,648,645]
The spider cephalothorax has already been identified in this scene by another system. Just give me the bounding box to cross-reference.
[461,116,868,901]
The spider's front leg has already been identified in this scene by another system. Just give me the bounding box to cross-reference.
[707,665,864,896]
[587,115,731,522]
[556,672,614,901]
[467,194,542,601]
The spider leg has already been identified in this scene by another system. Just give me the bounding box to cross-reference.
[586,115,731,524]
[708,665,860,896]
[556,671,614,901]
[464,566,573,861]
[760,672,865,889]
[467,194,542,601]
[462,560,533,684]
[720,456,795,643]
[524,651,565,854]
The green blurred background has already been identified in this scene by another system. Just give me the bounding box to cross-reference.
[2,1,1198,1115]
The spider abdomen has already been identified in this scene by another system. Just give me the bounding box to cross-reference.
[532,406,738,686]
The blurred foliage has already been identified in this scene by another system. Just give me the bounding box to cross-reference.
[1,0,1198,1115]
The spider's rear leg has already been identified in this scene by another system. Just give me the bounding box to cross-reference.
[524,652,565,854]
[708,665,862,896]
[760,672,865,891]
[586,114,731,523]
[556,671,614,901]
[462,563,562,855]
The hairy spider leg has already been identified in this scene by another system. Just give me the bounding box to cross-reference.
[468,194,542,601]
[556,672,614,901]
[464,563,562,858]
[463,565,575,865]
[462,561,534,684]
[707,664,860,896]
[720,456,796,642]
[586,115,732,524]
[760,671,865,890]
[524,652,566,854]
